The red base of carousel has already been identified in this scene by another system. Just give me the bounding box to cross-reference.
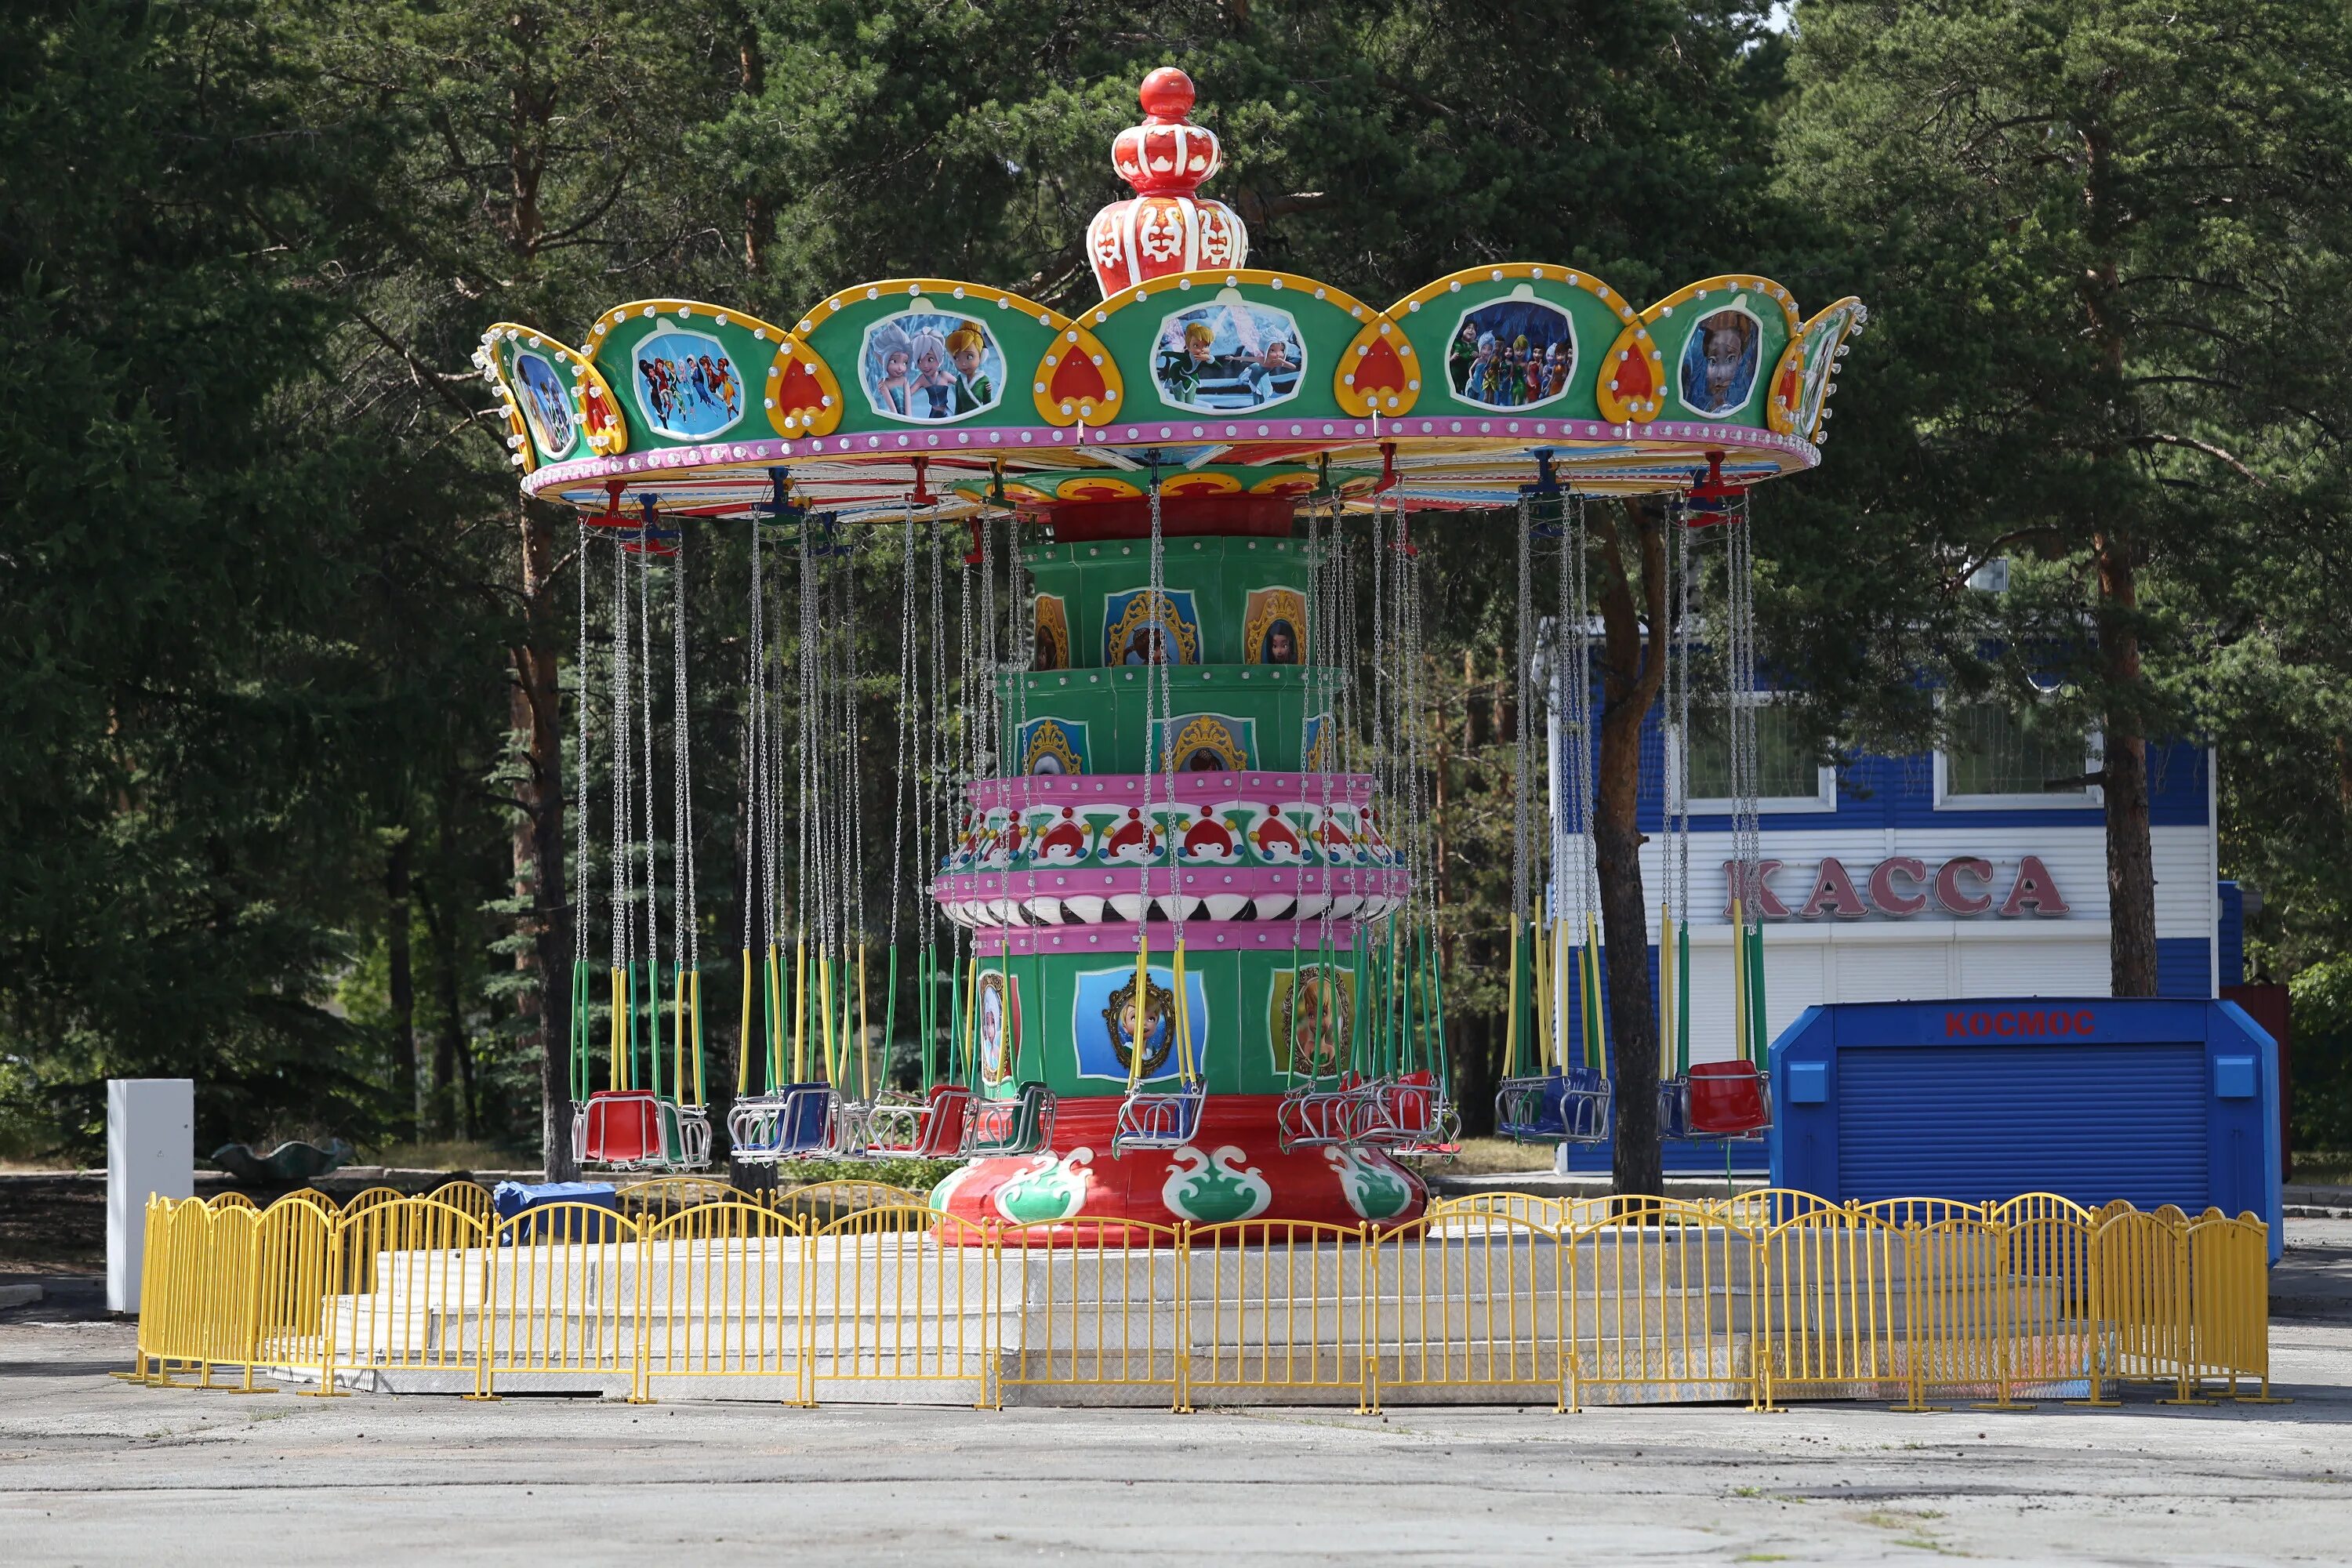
[927,1094,1430,1242]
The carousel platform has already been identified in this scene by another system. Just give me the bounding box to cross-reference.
[256,1216,2097,1407]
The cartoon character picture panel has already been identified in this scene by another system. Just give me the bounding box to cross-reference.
[1102,588,1202,666]
[1679,300,1762,418]
[1152,713,1257,775]
[976,969,1019,1086]
[1071,964,1214,1083]
[858,305,1007,423]
[1269,964,1356,1078]
[631,328,746,440]
[1445,297,1577,410]
[1017,717,1089,777]
[1152,290,1305,414]
[1033,594,1070,671]
[513,350,577,456]
[1243,587,1307,666]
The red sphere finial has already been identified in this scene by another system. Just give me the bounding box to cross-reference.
[1138,66,1195,122]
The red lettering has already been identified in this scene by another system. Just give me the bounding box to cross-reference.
[2020,1011,2047,1036]
[1934,856,1994,916]
[1995,1013,2016,1036]
[2074,1010,2096,1033]
[1945,1011,1969,1036]
[1971,1011,1991,1036]
[1999,854,2071,917]
[1720,860,1790,920]
[1868,856,1928,916]
[1798,858,1868,920]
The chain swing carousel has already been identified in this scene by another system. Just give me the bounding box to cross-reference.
[477,66,1864,1225]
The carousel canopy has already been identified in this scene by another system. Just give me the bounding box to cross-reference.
[478,67,1863,524]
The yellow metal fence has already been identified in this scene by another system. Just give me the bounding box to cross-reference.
[129,1187,2280,1413]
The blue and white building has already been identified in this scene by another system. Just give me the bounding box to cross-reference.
[1550,697,2243,1170]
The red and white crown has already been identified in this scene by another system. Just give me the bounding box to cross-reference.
[1085,67,1250,299]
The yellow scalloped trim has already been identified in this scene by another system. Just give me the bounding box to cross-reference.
[1766,296,1865,438]
[1379,261,1632,322]
[482,321,623,468]
[1074,267,1377,332]
[1033,321,1126,426]
[764,336,844,437]
[796,278,1069,337]
[578,299,796,366]
[1054,474,1144,502]
[1640,274,1803,336]
[1334,314,1419,417]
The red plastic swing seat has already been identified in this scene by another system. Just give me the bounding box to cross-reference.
[1685,1059,1771,1138]
[577,1089,666,1166]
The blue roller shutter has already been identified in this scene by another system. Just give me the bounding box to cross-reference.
[1835,1043,2208,1208]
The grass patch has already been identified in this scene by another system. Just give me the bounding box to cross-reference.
[2292,1151,2352,1187]
[362,1139,527,1171]
[1406,1136,1555,1178]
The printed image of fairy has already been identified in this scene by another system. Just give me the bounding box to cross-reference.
[861,309,1007,423]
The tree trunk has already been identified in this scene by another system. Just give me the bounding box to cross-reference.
[1592,503,1670,1198]
[2096,532,2158,995]
[386,830,419,1143]
[419,881,470,1142]
[512,499,575,1181]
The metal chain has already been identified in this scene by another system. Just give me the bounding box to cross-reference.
[609,535,630,971]
[1512,495,1533,927]
[673,525,696,970]
[575,521,593,968]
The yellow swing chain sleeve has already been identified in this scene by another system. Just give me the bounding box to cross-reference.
[1127,930,1151,1094]
[608,966,624,1092]
[736,949,753,1095]
[1172,938,1195,1085]
[1584,909,1605,1073]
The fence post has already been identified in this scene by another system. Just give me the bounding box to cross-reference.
[1357,1221,1379,1417]
[629,1211,654,1405]
[2067,1212,2118,1406]
[1975,1221,2028,1411]
[299,1214,349,1399]
[2233,1221,2290,1404]
[1891,1221,1944,1413]
[461,1214,499,1401]
[2159,1216,2213,1406]
[978,1218,1000,1413]
[1751,1227,1783,1413]
[1171,1221,1194,1414]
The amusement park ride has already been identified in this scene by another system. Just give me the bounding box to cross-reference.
[476,67,1864,1229]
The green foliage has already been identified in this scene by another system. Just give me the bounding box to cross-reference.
[15,0,2352,1168]
[2288,960,2352,1152]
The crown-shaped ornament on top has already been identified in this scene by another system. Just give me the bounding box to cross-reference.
[1087,67,1250,299]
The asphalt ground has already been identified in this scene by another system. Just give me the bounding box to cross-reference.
[3,1220,2347,1566]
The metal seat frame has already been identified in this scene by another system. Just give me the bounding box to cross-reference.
[725,1083,837,1165]
[1494,1066,1612,1144]
[961,1080,1058,1159]
[1109,1083,1207,1155]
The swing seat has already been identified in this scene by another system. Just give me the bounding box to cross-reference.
[1685,1059,1771,1138]
[727,1083,836,1163]
[1275,1083,1381,1151]
[575,1090,669,1169]
[912,1084,976,1158]
[1110,1084,1207,1154]
[665,1102,714,1171]
[1494,1068,1611,1143]
[1359,1070,1462,1154]
[1657,1076,1692,1140]
[962,1081,1057,1159]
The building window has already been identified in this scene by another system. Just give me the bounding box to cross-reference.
[1936,698,2101,808]
[1679,696,1836,812]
